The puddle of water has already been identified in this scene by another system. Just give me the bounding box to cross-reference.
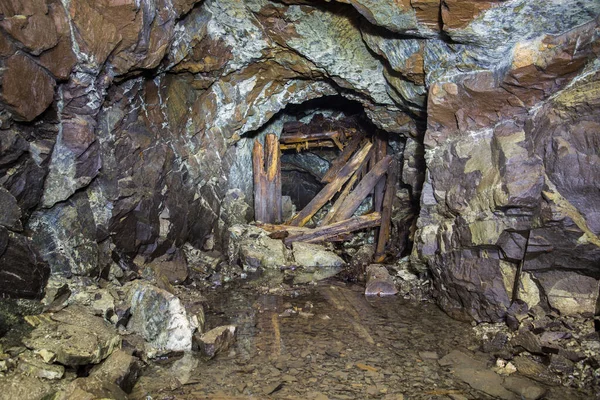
[137,280,593,400]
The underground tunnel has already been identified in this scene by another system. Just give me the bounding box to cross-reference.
[0,0,599,399]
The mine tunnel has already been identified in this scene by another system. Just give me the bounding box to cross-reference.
[0,0,599,399]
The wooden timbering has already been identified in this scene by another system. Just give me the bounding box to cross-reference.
[288,141,373,227]
[284,213,381,245]
[320,133,365,183]
[253,134,282,223]
[372,136,387,212]
[374,159,398,263]
[330,155,392,224]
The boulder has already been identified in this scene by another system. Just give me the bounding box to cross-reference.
[229,225,288,270]
[125,280,195,356]
[90,349,143,393]
[365,265,398,296]
[22,306,121,367]
[292,242,345,267]
[17,351,64,380]
[194,325,236,359]
[0,373,52,400]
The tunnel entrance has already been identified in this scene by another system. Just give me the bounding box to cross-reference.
[250,96,419,263]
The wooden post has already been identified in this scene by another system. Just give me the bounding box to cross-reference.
[330,155,392,223]
[253,140,268,223]
[374,159,398,262]
[265,134,282,223]
[253,134,282,223]
[372,136,387,212]
[288,141,373,227]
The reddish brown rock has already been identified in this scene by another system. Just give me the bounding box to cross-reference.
[0,13,58,55]
[68,0,121,67]
[441,0,499,30]
[38,0,77,80]
[0,0,47,17]
[0,31,15,57]
[0,52,55,121]
[412,0,441,29]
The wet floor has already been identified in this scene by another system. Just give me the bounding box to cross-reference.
[135,280,593,400]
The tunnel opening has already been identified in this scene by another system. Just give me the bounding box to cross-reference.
[249,95,421,272]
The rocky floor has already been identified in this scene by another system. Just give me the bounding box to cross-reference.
[132,280,597,400]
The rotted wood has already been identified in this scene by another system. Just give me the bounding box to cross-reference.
[321,133,365,183]
[320,144,374,226]
[284,213,382,245]
[265,134,282,224]
[253,140,268,223]
[374,159,398,263]
[288,141,373,227]
[372,136,387,213]
[330,155,393,224]
[280,130,345,144]
[253,134,282,224]
[280,141,336,151]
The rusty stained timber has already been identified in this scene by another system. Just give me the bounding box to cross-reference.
[330,155,392,224]
[288,141,373,227]
[374,159,399,263]
[253,134,282,224]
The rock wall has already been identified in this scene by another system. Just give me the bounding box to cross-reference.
[0,0,598,323]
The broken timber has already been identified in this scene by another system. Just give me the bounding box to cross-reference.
[253,134,282,224]
[374,159,398,262]
[288,141,373,227]
[259,213,381,245]
[252,115,397,262]
[330,155,392,223]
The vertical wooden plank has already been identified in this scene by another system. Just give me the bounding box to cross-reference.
[374,159,398,263]
[265,134,282,223]
[373,136,387,212]
[253,140,267,223]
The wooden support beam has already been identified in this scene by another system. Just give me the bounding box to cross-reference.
[280,130,344,144]
[288,141,373,227]
[330,155,393,224]
[280,141,336,151]
[320,145,373,226]
[265,134,282,224]
[321,133,366,183]
[374,159,398,263]
[253,134,282,224]
[253,140,268,223]
[284,213,382,245]
[372,136,387,212]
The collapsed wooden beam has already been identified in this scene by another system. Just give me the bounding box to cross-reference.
[330,155,392,224]
[321,133,365,183]
[284,213,382,245]
[253,134,282,224]
[288,141,373,227]
[374,159,398,263]
[320,144,373,226]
